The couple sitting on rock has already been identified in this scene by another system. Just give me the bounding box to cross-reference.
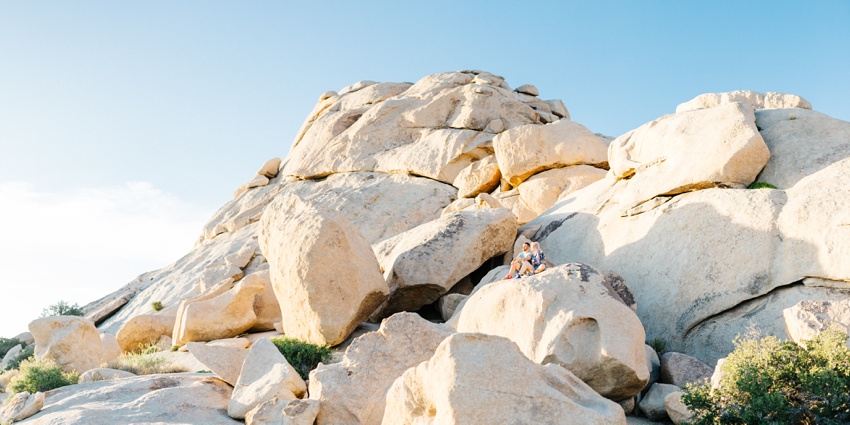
[505,241,546,279]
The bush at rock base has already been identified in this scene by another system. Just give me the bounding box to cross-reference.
[648,337,667,356]
[682,329,850,424]
[151,301,165,312]
[40,300,84,318]
[0,338,25,359]
[105,345,188,375]
[747,181,777,189]
[8,358,79,395]
[3,346,34,372]
[270,336,331,381]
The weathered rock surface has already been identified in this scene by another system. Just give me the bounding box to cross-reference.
[78,368,136,384]
[247,270,281,332]
[246,397,320,425]
[310,313,453,425]
[116,314,176,353]
[516,164,607,215]
[676,90,811,113]
[644,345,661,393]
[0,344,22,370]
[494,118,608,186]
[437,293,467,321]
[382,333,626,425]
[525,109,850,363]
[99,333,121,363]
[638,383,679,421]
[370,209,516,320]
[454,155,501,198]
[664,391,693,425]
[257,157,282,178]
[0,391,44,423]
[24,374,240,424]
[608,101,768,210]
[260,197,388,346]
[660,352,713,387]
[175,276,265,344]
[454,264,648,400]
[755,108,850,189]
[30,316,104,374]
[228,338,306,419]
[282,71,554,184]
[783,299,850,346]
[187,342,248,386]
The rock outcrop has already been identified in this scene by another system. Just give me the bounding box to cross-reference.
[453,264,649,400]
[30,316,105,374]
[382,333,626,425]
[309,313,453,425]
[260,199,389,346]
[228,338,306,419]
[370,209,516,320]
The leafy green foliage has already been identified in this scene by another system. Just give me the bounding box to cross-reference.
[40,300,84,318]
[105,344,187,375]
[0,338,24,359]
[3,346,34,372]
[748,181,778,190]
[270,337,332,381]
[7,358,78,395]
[648,337,667,356]
[682,329,850,424]
[151,301,165,312]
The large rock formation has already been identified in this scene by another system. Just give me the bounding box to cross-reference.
[452,264,649,400]
[30,316,105,374]
[309,313,454,425]
[382,333,626,425]
[524,95,850,363]
[260,199,389,346]
[370,208,517,320]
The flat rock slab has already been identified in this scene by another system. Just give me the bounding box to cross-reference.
[23,374,241,425]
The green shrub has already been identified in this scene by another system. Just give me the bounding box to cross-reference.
[105,344,188,375]
[270,337,332,381]
[748,181,778,190]
[3,346,34,372]
[0,338,24,359]
[7,358,78,395]
[40,300,84,318]
[151,301,165,312]
[682,329,850,424]
[648,337,667,356]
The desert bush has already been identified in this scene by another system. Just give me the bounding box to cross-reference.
[748,181,778,190]
[105,344,188,375]
[648,337,667,356]
[0,337,24,359]
[3,345,35,372]
[682,329,850,424]
[270,337,332,381]
[0,369,19,391]
[151,301,164,312]
[40,300,84,318]
[7,358,78,395]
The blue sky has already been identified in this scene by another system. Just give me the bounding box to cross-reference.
[0,1,848,337]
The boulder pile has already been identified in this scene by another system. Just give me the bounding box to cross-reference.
[3,71,848,424]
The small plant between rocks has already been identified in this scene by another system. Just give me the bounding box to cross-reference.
[270,336,332,381]
[7,358,79,395]
[648,337,667,355]
[682,328,850,424]
[150,301,165,312]
[747,181,778,190]
[105,344,188,375]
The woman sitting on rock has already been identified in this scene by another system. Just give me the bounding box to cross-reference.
[505,242,533,279]
[529,242,547,274]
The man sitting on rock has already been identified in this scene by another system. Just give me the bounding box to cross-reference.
[505,242,533,279]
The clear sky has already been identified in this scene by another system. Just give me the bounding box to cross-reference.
[1,1,848,338]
